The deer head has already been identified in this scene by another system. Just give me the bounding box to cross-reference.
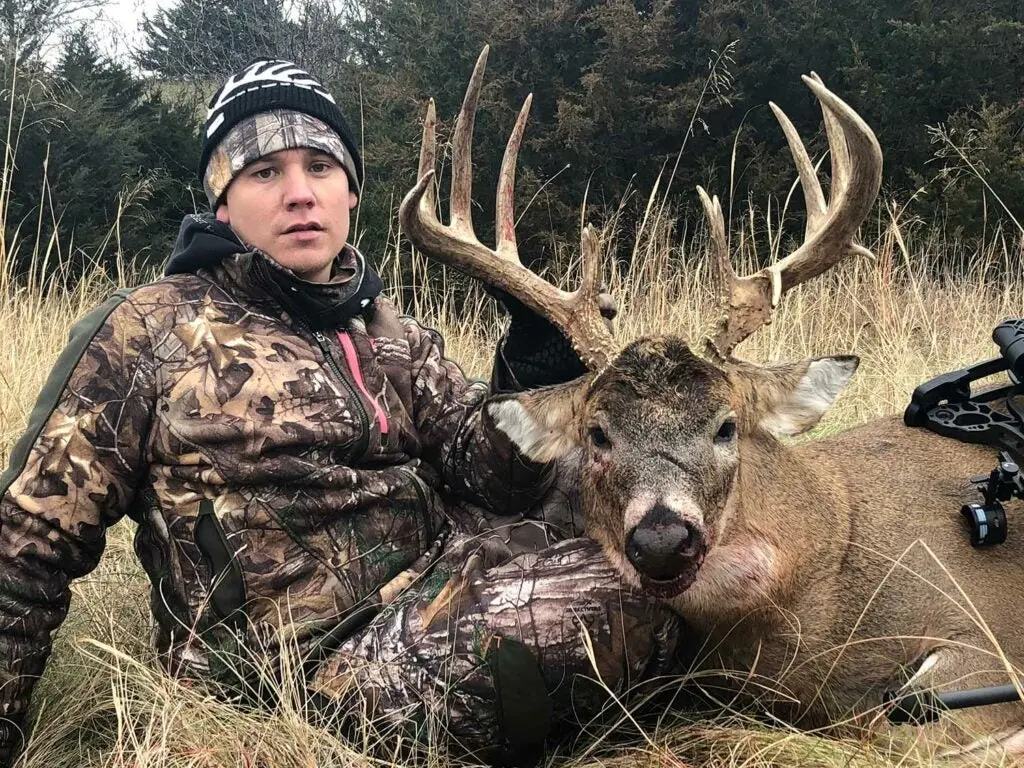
[399,47,882,599]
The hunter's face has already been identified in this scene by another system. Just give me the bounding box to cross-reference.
[216,147,358,283]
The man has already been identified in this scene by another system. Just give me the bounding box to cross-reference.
[0,59,680,765]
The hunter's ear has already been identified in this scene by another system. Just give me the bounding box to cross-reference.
[486,377,591,463]
[731,355,859,437]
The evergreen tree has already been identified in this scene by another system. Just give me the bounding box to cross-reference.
[136,0,292,79]
[0,0,105,60]
[336,0,1024,261]
[5,0,1023,283]
[135,0,356,83]
[1,31,202,276]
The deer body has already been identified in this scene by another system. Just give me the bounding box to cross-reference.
[673,416,1024,737]
[490,340,1024,752]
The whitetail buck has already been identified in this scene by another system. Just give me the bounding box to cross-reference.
[400,48,1024,760]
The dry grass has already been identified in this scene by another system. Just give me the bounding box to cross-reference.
[2,194,1023,767]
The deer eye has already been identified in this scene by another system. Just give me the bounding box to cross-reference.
[589,425,611,450]
[714,416,737,444]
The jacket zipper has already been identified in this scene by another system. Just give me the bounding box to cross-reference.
[337,331,389,441]
[309,328,370,463]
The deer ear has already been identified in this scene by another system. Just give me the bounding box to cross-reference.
[486,377,591,463]
[758,355,859,436]
[731,355,858,437]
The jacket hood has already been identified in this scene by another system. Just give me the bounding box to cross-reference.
[164,213,247,276]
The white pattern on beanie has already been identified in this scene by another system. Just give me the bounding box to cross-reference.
[206,60,336,138]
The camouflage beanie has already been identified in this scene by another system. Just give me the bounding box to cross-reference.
[200,59,363,208]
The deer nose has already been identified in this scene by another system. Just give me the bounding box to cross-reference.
[625,503,703,581]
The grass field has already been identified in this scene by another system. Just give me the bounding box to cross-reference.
[2,173,1024,766]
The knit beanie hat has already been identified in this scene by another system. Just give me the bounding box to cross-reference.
[200,59,363,208]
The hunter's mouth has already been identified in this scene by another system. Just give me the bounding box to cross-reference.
[283,222,324,234]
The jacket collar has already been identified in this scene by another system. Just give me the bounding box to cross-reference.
[164,213,383,331]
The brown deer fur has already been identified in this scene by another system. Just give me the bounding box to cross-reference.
[488,336,1024,757]
[399,45,1023,759]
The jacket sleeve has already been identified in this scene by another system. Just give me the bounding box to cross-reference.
[402,317,554,517]
[0,293,156,765]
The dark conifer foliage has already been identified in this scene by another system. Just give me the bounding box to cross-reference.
[2,1,1022,278]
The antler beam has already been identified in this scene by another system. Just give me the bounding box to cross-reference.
[699,73,883,358]
[398,46,616,372]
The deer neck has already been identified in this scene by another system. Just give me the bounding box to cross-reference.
[671,432,852,626]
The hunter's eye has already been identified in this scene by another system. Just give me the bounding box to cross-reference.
[589,426,611,450]
[715,417,737,444]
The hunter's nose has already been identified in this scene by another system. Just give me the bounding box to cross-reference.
[626,503,703,581]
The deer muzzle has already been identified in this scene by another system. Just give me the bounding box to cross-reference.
[625,502,707,597]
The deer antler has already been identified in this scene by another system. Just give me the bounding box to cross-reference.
[699,73,883,359]
[398,46,616,371]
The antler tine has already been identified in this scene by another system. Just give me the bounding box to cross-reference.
[495,93,532,259]
[809,72,851,204]
[698,186,775,359]
[696,186,734,289]
[768,100,828,237]
[767,75,882,291]
[398,46,617,373]
[697,186,731,359]
[575,224,614,370]
[706,75,882,357]
[418,98,438,215]
[450,46,488,236]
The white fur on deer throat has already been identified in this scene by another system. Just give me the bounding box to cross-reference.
[760,357,858,436]
[673,541,778,617]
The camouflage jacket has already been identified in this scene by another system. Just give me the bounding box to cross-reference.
[0,221,553,759]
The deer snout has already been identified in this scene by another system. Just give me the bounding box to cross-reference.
[625,503,706,596]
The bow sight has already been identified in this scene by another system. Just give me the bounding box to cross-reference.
[905,318,1024,547]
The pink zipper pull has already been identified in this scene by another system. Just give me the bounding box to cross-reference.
[337,331,389,436]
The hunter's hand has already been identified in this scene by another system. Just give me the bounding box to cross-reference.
[490,287,617,391]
